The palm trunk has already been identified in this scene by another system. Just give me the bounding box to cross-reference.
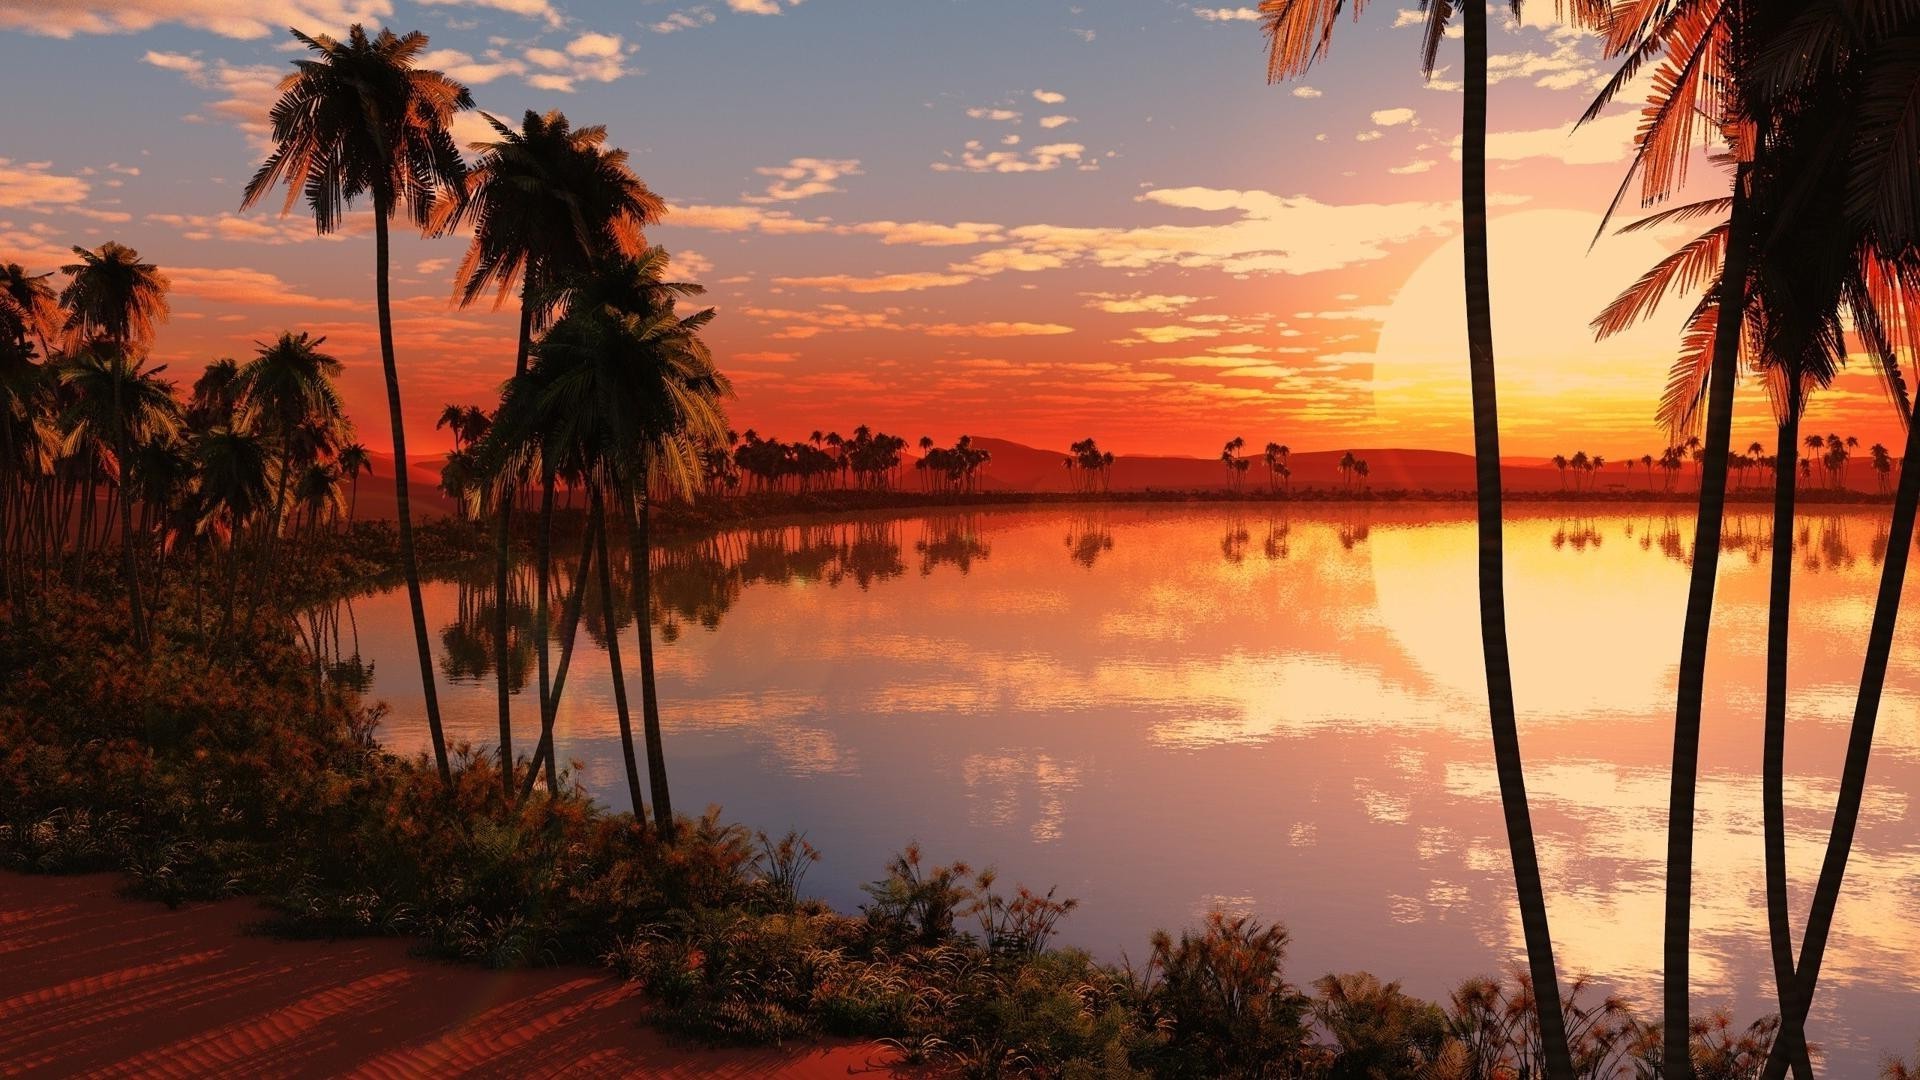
[1761,359,1920,1079]
[492,479,514,797]
[492,290,536,798]
[111,358,148,652]
[1663,165,1753,1076]
[534,466,557,795]
[1461,5,1573,1076]
[520,512,596,803]
[592,486,647,820]
[375,209,450,784]
[625,480,674,836]
[1762,412,1816,1080]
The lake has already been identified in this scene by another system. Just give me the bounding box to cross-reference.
[336,504,1920,1071]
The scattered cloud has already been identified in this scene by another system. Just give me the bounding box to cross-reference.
[520,32,633,93]
[667,203,833,234]
[846,221,1004,246]
[967,107,1022,123]
[1371,108,1417,126]
[749,157,862,202]
[146,211,347,244]
[417,0,560,27]
[1462,110,1638,166]
[0,0,394,40]
[651,7,717,33]
[1039,115,1077,129]
[923,321,1073,338]
[169,265,361,310]
[143,51,283,141]
[727,0,801,13]
[0,159,91,210]
[933,141,1089,174]
[774,271,974,293]
[1084,293,1201,315]
[1291,86,1322,99]
[1192,6,1262,21]
[1033,89,1066,104]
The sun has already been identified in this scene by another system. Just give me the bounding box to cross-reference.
[1369,209,1692,458]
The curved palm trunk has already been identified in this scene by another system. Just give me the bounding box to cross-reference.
[1763,414,1815,1080]
[624,480,674,837]
[374,210,450,784]
[1462,5,1573,1075]
[1663,167,1753,1076]
[1761,383,1920,1079]
[591,486,647,819]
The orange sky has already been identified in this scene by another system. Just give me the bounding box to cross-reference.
[1,0,1911,463]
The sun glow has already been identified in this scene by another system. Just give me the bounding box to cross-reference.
[1370,209,1693,457]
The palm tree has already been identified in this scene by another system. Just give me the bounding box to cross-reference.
[1262,2,1597,1070]
[60,242,170,651]
[0,263,57,360]
[239,331,344,550]
[241,24,472,783]
[339,442,372,524]
[430,108,666,799]
[485,249,730,833]
[192,424,273,640]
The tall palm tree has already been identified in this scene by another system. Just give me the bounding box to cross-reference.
[241,24,472,783]
[431,108,666,798]
[0,263,57,360]
[496,250,730,834]
[1260,3,1596,1071]
[60,242,170,651]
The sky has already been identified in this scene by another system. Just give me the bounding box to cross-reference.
[0,0,1910,461]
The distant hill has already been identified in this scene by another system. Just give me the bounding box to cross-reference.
[965,438,1586,493]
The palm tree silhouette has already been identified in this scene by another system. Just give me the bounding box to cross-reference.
[60,242,171,651]
[338,442,372,525]
[242,24,471,783]
[486,249,729,834]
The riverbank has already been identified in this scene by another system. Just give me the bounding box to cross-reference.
[0,870,903,1078]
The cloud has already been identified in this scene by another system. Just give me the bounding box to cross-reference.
[519,32,633,93]
[933,141,1088,174]
[651,7,717,32]
[1032,89,1066,104]
[774,272,974,293]
[1371,107,1417,126]
[0,159,91,210]
[169,266,361,310]
[1129,325,1221,344]
[417,0,559,26]
[845,220,1003,246]
[0,0,394,40]
[670,249,714,278]
[146,211,350,244]
[967,107,1023,123]
[1039,115,1076,129]
[417,48,525,85]
[143,51,283,141]
[667,203,833,234]
[1084,292,1200,315]
[750,157,862,202]
[1002,185,1453,275]
[727,0,800,13]
[1291,86,1322,99]
[922,322,1073,338]
[1459,110,1638,166]
[1192,6,1261,20]
[1389,159,1436,174]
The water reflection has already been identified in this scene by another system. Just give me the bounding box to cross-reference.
[344,504,1920,1073]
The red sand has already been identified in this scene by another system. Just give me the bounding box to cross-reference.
[0,872,912,1078]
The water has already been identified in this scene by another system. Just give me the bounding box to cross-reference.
[337,504,1920,1070]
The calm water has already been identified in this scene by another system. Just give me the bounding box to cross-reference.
[339,505,1920,1069]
